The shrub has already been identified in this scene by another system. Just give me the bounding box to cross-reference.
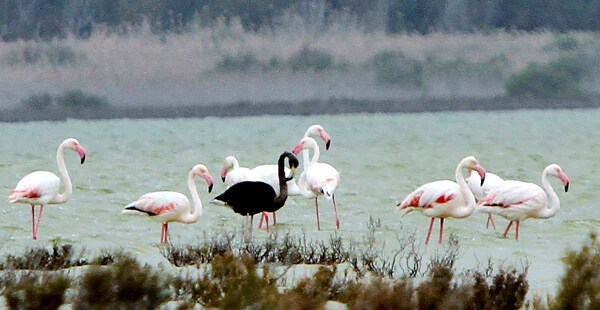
[21,93,54,110]
[551,231,600,309]
[0,243,87,271]
[546,35,579,51]
[216,52,261,72]
[372,51,423,87]
[505,55,586,98]
[288,47,334,72]
[3,272,70,310]
[5,44,79,67]
[56,89,108,110]
[73,253,171,309]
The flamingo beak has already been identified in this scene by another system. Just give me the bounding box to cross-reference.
[292,143,302,155]
[475,165,486,186]
[220,167,228,182]
[320,131,331,150]
[559,171,570,192]
[286,166,297,182]
[75,145,86,164]
[206,175,214,193]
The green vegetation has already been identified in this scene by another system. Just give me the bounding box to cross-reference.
[20,90,108,112]
[5,44,80,67]
[0,231,598,308]
[214,48,337,73]
[506,55,587,98]
[372,51,423,87]
[288,47,335,72]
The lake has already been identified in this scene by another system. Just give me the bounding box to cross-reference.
[0,108,597,295]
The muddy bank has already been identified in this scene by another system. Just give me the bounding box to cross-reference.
[1,95,599,122]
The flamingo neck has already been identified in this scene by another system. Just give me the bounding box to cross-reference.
[52,143,72,204]
[308,143,320,165]
[536,167,560,219]
[182,170,203,224]
[296,172,316,198]
[231,158,240,170]
[453,162,477,218]
[302,149,311,170]
[273,154,289,207]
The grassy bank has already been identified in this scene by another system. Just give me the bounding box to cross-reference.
[0,229,598,309]
[1,26,600,113]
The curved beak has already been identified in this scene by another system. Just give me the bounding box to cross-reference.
[285,166,297,182]
[220,167,228,182]
[75,145,86,164]
[205,175,214,193]
[320,130,331,150]
[292,143,302,155]
[475,164,486,186]
[559,171,570,192]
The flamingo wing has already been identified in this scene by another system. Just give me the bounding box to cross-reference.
[123,191,189,219]
[479,181,546,209]
[214,181,276,215]
[398,180,462,215]
[9,171,60,204]
[305,163,339,197]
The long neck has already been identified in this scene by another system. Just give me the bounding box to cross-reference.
[302,149,311,170]
[536,169,560,219]
[308,143,320,165]
[273,155,289,207]
[232,158,240,170]
[181,170,203,223]
[52,144,72,204]
[453,163,477,218]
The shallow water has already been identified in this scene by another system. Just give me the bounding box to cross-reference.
[0,109,598,295]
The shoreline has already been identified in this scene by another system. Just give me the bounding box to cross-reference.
[1,95,599,122]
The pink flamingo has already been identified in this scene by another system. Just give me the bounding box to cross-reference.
[221,156,259,187]
[253,124,332,229]
[292,136,340,230]
[8,138,86,240]
[122,164,214,243]
[477,164,569,240]
[466,171,505,229]
[398,156,486,244]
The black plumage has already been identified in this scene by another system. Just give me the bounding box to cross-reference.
[214,151,299,219]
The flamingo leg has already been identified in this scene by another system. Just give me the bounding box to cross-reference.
[160,223,166,243]
[332,194,340,230]
[265,213,270,232]
[438,218,445,244]
[273,212,277,226]
[315,197,321,230]
[258,212,266,229]
[486,214,497,230]
[31,205,36,240]
[425,217,435,245]
[33,205,44,240]
[165,223,169,243]
[515,221,520,240]
[502,221,514,238]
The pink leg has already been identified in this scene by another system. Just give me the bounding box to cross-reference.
[425,217,435,245]
[161,223,168,243]
[502,221,513,238]
[332,194,340,229]
[315,197,321,230]
[33,205,44,240]
[265,213,270,232]
[486,214,496,230]
[258,212,268,229]
[31,205,36,240]
[515,221,520,240]
[165,223,169,243]
[273,212,277,226]
[438,218,445,244]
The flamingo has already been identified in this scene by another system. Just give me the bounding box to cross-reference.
[477,164,569,240]
[214,152,299,241]
[397,156,486,245]
[253,124,332,228]
[221,156,259,187]
[466,171,505,229]
[8,138,86,240]
[122,164,214,244]
[292,137,341,230]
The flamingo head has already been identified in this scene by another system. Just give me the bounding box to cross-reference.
[462,156,486,186]
[305,125,332,150]
[63,138,86,164]
[548,164,570,192]
[193,164,214,193]
[221,156,237,182]
[292,137,318,155]
[284,152,299,181]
